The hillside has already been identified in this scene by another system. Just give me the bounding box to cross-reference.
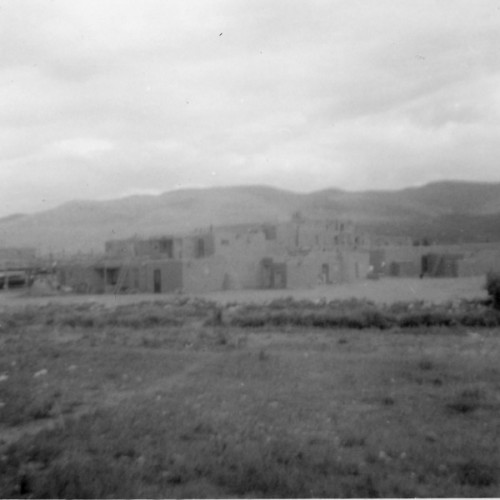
[0,181,500,254]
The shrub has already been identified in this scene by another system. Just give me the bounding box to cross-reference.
[456,459,498,487]
[17,456,138,499]
[447,387,484,414]
[340,434,366,448]
[486,272,500,309]
[418,358,434,371]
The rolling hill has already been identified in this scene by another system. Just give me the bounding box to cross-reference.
[1,181,500,254]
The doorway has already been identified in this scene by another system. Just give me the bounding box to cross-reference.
[153,269,162,293]
[321,263,330,284]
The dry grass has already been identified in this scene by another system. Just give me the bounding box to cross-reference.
[0,295,499,497]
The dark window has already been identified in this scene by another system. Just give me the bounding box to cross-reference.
[153,269,162,293]
[263,225,277,240]
[321,263,330,283]
[107,268,119,285]
[197,238,205,258]
[158,239,173,258]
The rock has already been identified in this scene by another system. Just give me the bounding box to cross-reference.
[0,374,8,383]
[34,369,48,378]
[425,431,438,443]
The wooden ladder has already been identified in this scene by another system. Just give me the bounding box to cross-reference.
[113,266,128,294]
[430,255,443,277]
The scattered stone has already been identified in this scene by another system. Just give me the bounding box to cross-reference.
[68,365,77,371]
[467,331,481,341]
[425,431,438,443]
[0,402,5,408]
[0,374,8,383]
[34,369,48,378]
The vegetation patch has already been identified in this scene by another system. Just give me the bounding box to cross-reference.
[447,387,486,414]
[486,271,500,309]
[0,289,499,497]
[2,292,499,333]
[229,297,500,330]
[456,459,498,487]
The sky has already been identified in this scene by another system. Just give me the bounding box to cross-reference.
[2,0,500,217]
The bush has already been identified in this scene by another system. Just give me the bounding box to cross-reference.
[456,459,498,487]
[447,387,484,414]
[486,272,500,309]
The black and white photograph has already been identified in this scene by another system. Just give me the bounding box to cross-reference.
[0,0,499,497]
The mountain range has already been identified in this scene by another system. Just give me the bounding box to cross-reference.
[1,181,500,254]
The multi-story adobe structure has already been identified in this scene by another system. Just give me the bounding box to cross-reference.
[368,241,500,278]
[57,217,370,294]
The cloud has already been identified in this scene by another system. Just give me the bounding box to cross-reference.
[1,0,500,216]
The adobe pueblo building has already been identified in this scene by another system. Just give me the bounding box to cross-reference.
[370,241,500,279]
[57,217,370,294]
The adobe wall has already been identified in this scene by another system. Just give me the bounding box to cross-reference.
[285,251,342,289]
[105,240,136,259]
[58,264,103,293]
[458,248,500,277]
[222,257,263,289]
[116,262,144,292]
[182,234,215,259]
[284,250,369,289]
[212,229,271,289]
[275,221,355,251]
[142,260,183,293]
[388,261,420,277]
[375,243,500,278]
[135,238,183,260]
[213,228,268,253]
[339,250,370,282]
[182,255,227,294]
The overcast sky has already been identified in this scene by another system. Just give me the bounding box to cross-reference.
[2,0,500,216]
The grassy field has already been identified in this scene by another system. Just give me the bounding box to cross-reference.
[0,281,499,497]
